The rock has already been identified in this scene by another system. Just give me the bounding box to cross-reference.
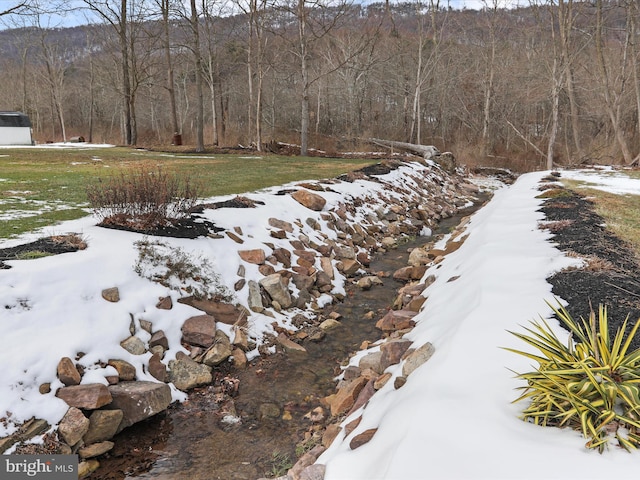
[177,297,246,325]
[374,372,392,390]
[259,264,276,276]
[226,231,244,244]
[56,384,112,410]
[181,314,217,347]
[338,258,362,276]
[259,274,292,308]
[149,330,169,350]
[344,416,362,437]
[148,353,167,382]
[376,309,417,333]
[232,325,250,350]
[292,189,326,211]
[139,319,153,333]
[322,424,342,448]
[334,245,356,259]
[234,279,246,291]
[330,376,368,416]
[347,379,376,416]
[272,248,292,268]
[381,237,397,249]
[402,342,436,377]
[79,441,114,459]
[83,409,124,444]
[101,287,120,302]
[292,273,315,292]
[277,333,307,353]
[408,247,431,266]
[78,460,100,478]
[106,381,172,431]
[315,270,332,289]
[156,296,173,310]
[107,359,136,381]
[319,318,341,330]
[202,330,233,366]
[394,376,407,389]
[248,280,265,313]
[289,445,326,479]
[120,336,146,355]
[168,352,212,391]
[259,403,281,419]
[232,348,248,368]
[342,365,362,381]
[238,248,266,265]
[356,276,373,290]
[57,357,81,386]
[269,217,294,232]
[358,351,384,374]
[380,338,413,369]
[58,407,90,446]
[350,428,377,450]
[392,266,414,282]
[406,296,427,312]
[319,257,334,279]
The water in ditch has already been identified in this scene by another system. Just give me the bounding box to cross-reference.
[89,202,485,480]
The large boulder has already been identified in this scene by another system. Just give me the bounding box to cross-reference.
[106,381,172,432]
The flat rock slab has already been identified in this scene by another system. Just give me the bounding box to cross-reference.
[56,384,112,410]
[178,296,246,325]
[106,381,172,432]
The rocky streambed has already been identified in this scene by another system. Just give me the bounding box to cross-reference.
[1,157,486,479]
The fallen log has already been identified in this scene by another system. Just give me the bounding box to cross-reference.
[369,138,456,172]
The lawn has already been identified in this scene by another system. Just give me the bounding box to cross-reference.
[0,147,378,239]
[563,178,640,256]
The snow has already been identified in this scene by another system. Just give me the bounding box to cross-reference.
[2,162,640,475]
[0,160,455,442]
[320,170,640,479]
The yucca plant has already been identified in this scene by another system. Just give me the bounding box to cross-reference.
[506,302,640,453]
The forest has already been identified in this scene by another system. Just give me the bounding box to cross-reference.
[0,0,639,171]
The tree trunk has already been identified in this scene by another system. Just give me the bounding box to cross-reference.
[190,0,205,152]
[162,0,180,140]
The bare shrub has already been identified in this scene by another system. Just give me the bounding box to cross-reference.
[86,165,200,229]
[134,238,233,301]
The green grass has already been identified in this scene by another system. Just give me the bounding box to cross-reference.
[0,147,378,239]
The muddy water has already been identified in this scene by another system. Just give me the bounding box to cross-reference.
[90,204,483,480]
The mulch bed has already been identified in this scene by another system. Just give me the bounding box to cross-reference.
[97,216,223,239]
[539,175,640,349]
[0,235,87,270]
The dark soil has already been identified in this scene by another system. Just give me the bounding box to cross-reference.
[98,216,223,239]
[540,176,640,349]
[0,234,87,269]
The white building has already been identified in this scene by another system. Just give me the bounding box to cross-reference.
[0,112,33,145]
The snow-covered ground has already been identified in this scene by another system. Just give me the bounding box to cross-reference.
[3,163,640,478]
[0,160,464,442]
[320,169,640,479]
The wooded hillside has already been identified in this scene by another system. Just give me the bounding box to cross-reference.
[0,0,638,170]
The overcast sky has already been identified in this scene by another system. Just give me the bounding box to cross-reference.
[0,0,505,30]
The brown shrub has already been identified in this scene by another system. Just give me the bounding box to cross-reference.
[86,165,200,228]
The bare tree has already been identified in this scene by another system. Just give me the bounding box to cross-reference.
[189,0,204,152]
